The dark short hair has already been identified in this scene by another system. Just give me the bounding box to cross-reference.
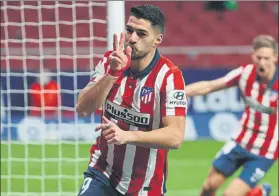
[130,4,165,33]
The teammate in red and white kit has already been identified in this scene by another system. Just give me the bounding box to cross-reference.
[185,35,278,196]
[76,4,187,196]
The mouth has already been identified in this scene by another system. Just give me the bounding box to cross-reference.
[257,67,268,79]
[259,68,265,73]
[130,47,137,53]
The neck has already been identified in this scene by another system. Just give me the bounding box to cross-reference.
[130,49,156,73]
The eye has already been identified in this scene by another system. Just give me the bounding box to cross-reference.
[126,28,133,34]
[137,32,146,37]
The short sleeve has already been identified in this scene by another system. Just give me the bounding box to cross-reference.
[87,51,111,86]
[224,66,243,87]
[161,69,187,117]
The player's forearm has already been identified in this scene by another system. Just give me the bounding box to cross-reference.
[185,81,212,97]
[76,74,117,116]
[127,126,184,149]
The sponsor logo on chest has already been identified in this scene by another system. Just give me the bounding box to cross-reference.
[105,100,151,127]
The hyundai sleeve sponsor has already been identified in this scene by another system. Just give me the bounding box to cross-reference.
[166,90,187,108]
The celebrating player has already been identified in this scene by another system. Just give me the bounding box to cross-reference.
[185,35,278,196]
[76,4,187,196]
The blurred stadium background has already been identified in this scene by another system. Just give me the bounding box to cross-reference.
[1,1,278,196]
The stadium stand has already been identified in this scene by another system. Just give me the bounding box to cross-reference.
[1,1,278,68]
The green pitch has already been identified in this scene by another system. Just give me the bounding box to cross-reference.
[1,141,278,196]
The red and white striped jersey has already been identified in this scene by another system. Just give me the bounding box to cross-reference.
[224,64,278,160]
[88,50,187,195]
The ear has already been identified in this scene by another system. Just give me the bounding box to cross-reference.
[153,34,163,47]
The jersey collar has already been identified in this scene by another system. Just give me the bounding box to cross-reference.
[124,49,161,79]
[268,65,278,89]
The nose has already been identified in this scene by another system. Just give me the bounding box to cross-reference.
[259,59,266,66]
[128,32,138,44]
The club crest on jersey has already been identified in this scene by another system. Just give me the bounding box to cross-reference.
[270,90,278,101]
[140,87,154,104]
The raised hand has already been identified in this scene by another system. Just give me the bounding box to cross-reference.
[107,32,132,77]
[95,116,130,145]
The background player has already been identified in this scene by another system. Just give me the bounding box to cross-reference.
[29,68,60,118]
[76,4,187,196]
[185,35,278,196]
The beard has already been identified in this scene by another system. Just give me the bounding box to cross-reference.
[131,49,149,60]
